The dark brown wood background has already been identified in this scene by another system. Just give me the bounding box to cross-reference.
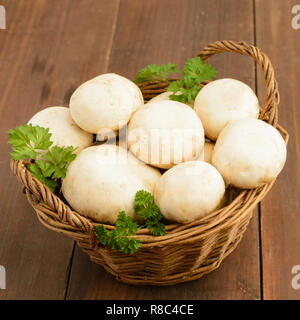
[0,0,299,300]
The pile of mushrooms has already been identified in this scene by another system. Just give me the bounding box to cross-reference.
[28,74,287,225]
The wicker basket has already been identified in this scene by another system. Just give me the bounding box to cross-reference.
[10,40,288,286]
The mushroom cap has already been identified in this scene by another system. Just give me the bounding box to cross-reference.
[61,144,161,224]
[28,106,93,153]
[194,78,260,140]
[127,100,205,169]
[70,73,144,134]
[154,161,225,224]
[212,118,287,189]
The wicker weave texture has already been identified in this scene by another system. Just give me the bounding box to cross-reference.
[10,41,289,285]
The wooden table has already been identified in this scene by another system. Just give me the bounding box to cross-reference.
[0,0,299,300]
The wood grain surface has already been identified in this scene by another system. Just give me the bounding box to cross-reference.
[0,0,299,300]
[0,0,120,299]
[255,0,300,300]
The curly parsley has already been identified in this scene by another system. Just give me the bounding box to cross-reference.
[93,211,142,254]
[94,190,166,254]
[8,124,76,192]
[134,63,180,83]
[134,57,217,103]
[134,190,166,236]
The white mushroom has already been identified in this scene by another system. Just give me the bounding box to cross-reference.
[212,118,287,189]
[61,144,161,224]
[194,78,260,140]
[127,100,204,169]
[69,73,144,134]
[154,161,225,224]
[28,106,93,153]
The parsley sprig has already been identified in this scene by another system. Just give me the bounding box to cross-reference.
[168,57,216,103]
[134,190,165,236]
[134,57,217,103]
[134,63,179,83]
[94,190,166,254]
[8,124,76,192]
[8,124,52,160]
[94,211,142,254]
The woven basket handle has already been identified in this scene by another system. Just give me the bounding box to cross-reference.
[198,40,279,125]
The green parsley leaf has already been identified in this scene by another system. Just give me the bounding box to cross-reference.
[8,124,77,192]
[168,57,216,103]
[35,160,55,177]
[182,57,216,84]
[8,124,53,160]
[93,224,110,246]
[134,63,179,83]
[134,190,166,236]
[167,79,184,94]
[145,220,166,237]
[9,146,38,161]
[93,191,166,254]
[134,57,216,103]
[42,145,76,179]
[27,163,58,192]
[93,211,142,254]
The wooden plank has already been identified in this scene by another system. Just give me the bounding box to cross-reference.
[67,0,261,300]
[0,0,119,299]
[255,0,300,300]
